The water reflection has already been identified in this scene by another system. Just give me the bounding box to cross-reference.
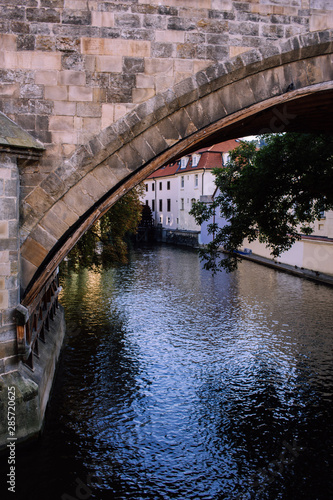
[1,246,332,500]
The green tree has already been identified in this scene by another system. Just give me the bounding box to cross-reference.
[67,184,144,271]
[190,133,333,272]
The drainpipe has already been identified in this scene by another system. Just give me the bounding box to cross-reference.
[154,178,157,225]
[202,168,206,196]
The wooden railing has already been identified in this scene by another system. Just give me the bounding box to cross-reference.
[15,269,62,371]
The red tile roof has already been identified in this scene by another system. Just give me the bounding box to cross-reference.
[147,139,240,179]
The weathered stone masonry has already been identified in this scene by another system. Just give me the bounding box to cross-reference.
[0,0,332,449]
[0,0,332,190]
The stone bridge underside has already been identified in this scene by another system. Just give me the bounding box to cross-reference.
[0,0,332,307]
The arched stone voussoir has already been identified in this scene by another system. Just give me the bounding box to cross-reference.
[21,30,333,304]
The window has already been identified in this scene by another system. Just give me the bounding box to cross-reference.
[167,199,171,212]
[145,200,149,206]
[181,176,184,188]
[192,154,200,167]
[145,184,148,192]
[151,199,155,211]
[180,157,188,169]
[159,199,163,212]
[167,181,170,190]
[167,217,171,224]
[159,181,162,190]
[180,198,184,210]
[191,198,196,208]
[152,184,155,192]
[159,215,163,223]
[194,174,198,188]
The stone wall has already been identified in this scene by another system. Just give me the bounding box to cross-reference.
[0,153,19,373]
[0,0,332,202]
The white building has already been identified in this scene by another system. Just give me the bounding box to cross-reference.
[142,140,240,244]
[203,187,333,278]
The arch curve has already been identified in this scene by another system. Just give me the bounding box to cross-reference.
[21,30,333,305]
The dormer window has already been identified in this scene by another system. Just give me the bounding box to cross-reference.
[192,154,200,167]
[180,157,189,169]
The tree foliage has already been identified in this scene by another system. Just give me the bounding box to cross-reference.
[190,133,333,273]
[67,184,144,271]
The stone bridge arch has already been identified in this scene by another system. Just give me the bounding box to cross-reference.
[21,30,333,306]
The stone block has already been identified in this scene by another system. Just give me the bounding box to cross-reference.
[0,291,8,310]
[0,34,17,51]
[40,209,69,240]
[17,51,62,71]
[62,9,91,25]
[118,142,145,171]
[101,103,114,129]
[52,200,78,227]
[95,55,122,72]
[91,164,119,189]
[174,76,199,106]
[0,222,8,239]
[156,116,181,147]
[0,251,9,264]
[104,153,128,179]
[21,236,48,268]
[4,179,18,198]
[130,134,156,163]
[25,186,54,216]
[0,83,19,97]
[141,125,169,157]
[53,101,76,116]
[0,263,10,276]
[45,85,68,101]
[26,8,60,23]
[0,199,17,222]
[49,115,74,132]
[59,70,86,86]
[62,182,95,217]
[153,42,174,58]
[170,108,198,139]
[51,131,77,145]
[136,73,155,88]
[91,11,115,28]
[144,57,173,76]
[29,225,57,255]
[82,117,101,134]
[115,13,141,28]
[68,85,93,102]
[40,172,66,199]
[17,34,36,52]
[77,102,102,118]
[79,173,106,202]
[156,30,185,43]
[0,339,17,358]
[310,13,333,32]
[143,14,167,30]
[132,87,155,103]
[0,238,18,252]
[19,258,37,293]
[81,38,151,57]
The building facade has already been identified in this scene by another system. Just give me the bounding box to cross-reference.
[142,139,240,244]
[203,187,333,278]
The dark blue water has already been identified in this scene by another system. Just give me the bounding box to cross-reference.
[2,246,333,499]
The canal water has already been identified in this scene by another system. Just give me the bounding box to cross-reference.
[2,246,333,499]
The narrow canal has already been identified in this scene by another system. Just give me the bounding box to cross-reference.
[6,246,333,499]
